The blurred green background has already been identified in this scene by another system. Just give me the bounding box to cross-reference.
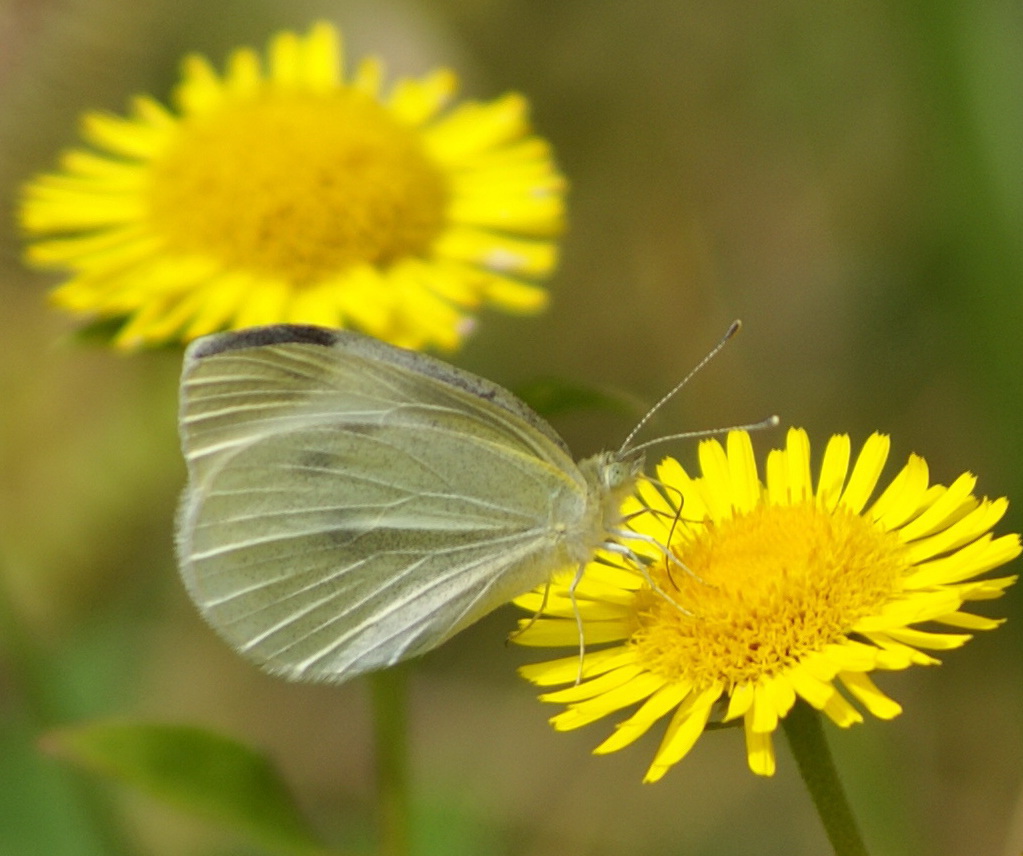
[1,1,1021,854]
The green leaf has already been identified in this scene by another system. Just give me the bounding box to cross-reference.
[66,316,131,347]
[64,315,183,351]
[42,720,337,856]
[512,376,636,420]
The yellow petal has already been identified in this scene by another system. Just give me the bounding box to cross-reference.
[540,664,645,704]
[644,684,719,782]
[838,672,902,720]
[549,671,663,730]
[820,690,863,727]
[750,681,780,733]
[840,433,890,514]
[868,453,930,530]
[783,427,813,503]
[594,681,692,754]
[898,471,978,542]
[518,647,636,686]
[816,433,851,511]
[697,439,732,520]
[743,717,777,776]
[726,430,761,514]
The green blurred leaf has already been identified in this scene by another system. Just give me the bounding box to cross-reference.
[512,376,635,420]
[66,315,184,351]
[42,720,338,856]
[66,315,130,347]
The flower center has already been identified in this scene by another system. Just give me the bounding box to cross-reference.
[631,502,909,688]
[148,91,449,283]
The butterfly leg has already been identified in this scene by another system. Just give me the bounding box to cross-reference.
[604,538,696,616]
[618,508,714,590]
[568,561,587,685]
[507,577,554,642]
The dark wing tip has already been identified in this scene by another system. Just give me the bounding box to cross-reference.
[186,324,345,361]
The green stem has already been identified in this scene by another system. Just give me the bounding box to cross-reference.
[782,702,870,856]
[369,666,411,856]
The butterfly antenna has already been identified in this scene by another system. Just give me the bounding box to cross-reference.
[626,413,780,456]
[617,320,742,457]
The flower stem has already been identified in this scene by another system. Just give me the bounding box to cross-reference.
[782,701,870,856]
[369,667,411,856]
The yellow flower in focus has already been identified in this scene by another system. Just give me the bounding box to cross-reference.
[513,428,1019,781]
[20,22,564,350]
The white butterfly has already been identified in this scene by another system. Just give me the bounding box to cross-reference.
[176,323,760,683]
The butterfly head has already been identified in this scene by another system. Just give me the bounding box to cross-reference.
[576,450,645,539]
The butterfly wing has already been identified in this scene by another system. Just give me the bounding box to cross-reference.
[177,325,589,683]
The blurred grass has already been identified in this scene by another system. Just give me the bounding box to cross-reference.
[0,1,1021,854]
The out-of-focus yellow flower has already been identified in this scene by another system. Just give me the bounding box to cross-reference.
[21,21,564,350]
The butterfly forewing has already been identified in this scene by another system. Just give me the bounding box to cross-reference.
[177,327,592,682]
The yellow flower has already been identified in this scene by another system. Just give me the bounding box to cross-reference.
[20,21,564,350]
[513,428,1019,781]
